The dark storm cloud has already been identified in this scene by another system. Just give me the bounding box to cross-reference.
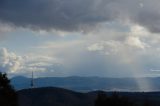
[136,11,160,33]
[0,0,160,32]
[0,0,113,31]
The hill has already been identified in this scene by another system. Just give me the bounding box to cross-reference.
[18,87,96,106]
[17,87,160,106]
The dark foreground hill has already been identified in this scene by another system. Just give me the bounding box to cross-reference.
[17,87,160,106]
[18,87,97,106]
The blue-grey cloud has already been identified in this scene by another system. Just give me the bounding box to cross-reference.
[1,0,160,33]
[0,0,112,31]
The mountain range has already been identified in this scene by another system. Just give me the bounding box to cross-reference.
[11,76,160,91]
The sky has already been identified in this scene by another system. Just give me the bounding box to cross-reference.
[0,0,160,78]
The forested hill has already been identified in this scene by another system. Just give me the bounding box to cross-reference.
[17,87,160,106]
[18,87,96,106]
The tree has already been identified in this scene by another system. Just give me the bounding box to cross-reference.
[0,72,18,106]
[95,91,108,106]
[143,97,152,106]
[95,92,134,106]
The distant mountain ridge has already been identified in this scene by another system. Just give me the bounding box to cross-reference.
[11,76,160,91]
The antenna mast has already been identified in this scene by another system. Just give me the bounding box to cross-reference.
[30,70,34,88]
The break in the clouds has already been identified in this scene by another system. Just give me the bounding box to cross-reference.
[1,0,160,33]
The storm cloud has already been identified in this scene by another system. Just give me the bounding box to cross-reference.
[0,0,113,31]
[1,0,160,32]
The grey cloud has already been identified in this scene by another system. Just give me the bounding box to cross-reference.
[111,0,160,33]
[136,11,160,33]
[1,0,160,32]
[0,0,113,31]
[3,0,160,33]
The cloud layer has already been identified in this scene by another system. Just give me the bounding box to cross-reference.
[1,0,160,33]
[0,0,112,31]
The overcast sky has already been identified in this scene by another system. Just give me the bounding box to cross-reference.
[0,0,160,78]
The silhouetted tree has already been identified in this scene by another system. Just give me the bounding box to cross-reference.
[95,91,108,106]
[0,72,18,106]
[143,97,152,106]
[95,92,134,106]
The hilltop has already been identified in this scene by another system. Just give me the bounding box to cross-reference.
[18,87,160,106]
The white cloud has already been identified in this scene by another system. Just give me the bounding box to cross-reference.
[130,25,149,37]
[0,48,23,73]
[150,69,160,72]
[0,23,13,33]
[125,36,146,49]
[87,43,104,51]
